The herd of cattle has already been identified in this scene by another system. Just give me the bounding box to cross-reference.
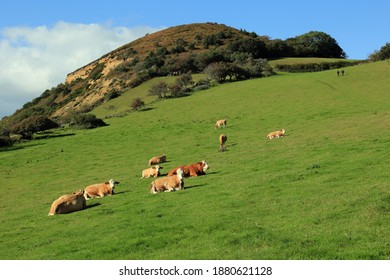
[48,119,285,215]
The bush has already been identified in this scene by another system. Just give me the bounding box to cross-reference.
[131,98,145,111]
[0,136,14,147]
[9,115,59,139]
[105,90,121,101]
[69,113,107,129]
[148,81,169,99]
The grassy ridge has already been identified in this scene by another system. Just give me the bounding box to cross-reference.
[0,61,389,259]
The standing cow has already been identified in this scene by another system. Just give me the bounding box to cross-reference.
[219,134,227,151]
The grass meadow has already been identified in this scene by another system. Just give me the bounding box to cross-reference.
[0,61,389,260]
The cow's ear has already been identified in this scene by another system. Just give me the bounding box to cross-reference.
[104,182,109,184]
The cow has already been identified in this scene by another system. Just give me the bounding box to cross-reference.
[83,179,120,200]
[167,160,209,177]
[148,154,167,166]
[48,190,86,215]
[150,168,184,194]
[267,129,285,139]
[219,134,227,149]
[141,165,163,179]
[214,119,227,128]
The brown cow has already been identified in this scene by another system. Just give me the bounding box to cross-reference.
[148,154,167,166]
[214,119,227,128]
[150,168,184,194]
[267,129,285,139]
[141,165,163,179]
[48,190,86,215]
[83,179,119,200]
[219,134,227,148]
[167,160,209,177]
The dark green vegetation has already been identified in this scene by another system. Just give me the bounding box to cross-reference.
[1,61,389,260]
[369,42,390,61]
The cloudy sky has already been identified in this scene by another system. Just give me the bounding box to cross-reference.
[1,0,389,118]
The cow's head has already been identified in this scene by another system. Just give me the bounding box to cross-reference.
[201,160,209,171]
[154,165,163,173]
[73,190,84,196]
[176,168,184,179]
[108,179,120,192]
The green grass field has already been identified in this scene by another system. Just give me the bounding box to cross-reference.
[0,61,389,260]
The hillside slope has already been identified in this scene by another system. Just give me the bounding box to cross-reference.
[1,22,353,136]
[0,61,389,259]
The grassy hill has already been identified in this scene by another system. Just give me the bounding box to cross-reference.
[0,61,389,260]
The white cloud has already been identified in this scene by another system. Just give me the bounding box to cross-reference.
[0,22,164,119]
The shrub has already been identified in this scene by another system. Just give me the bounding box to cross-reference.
[105,90,121,101]
[148,81,169,99]
[88,63,105,80]
[131,98,145,111]
[0,136,14,147]
[69,113,107,129]
[204,62,228,82]
[9,115,59,139]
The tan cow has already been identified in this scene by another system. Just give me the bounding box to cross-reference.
[83,179,119,200]
[214,119,227,128]
[48,190,86,215]
[219,134,227,149]
[148,154,167,166]
[267,129,285,139]
[141,165,163,179]
[150,168,184,194]
[167,160,209,177]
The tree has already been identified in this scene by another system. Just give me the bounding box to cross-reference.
[148,81,169,99]
[369,42,390,61]
[204,62,228,82]
[286,31,346,58]
[176,72,193,87]
[9,115,59,139]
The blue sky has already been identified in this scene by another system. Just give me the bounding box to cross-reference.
[0,0,389,118]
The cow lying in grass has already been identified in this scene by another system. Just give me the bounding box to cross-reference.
[148,154,167,166]
[167,160,209,177]
[267,129,285,139]
[83,179,120,200]
[48,190,86,215]
[214,119,227,128]
[141,165,162,179]
[150,168,184,194]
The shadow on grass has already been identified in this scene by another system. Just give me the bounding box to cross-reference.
[138,107,154,112]
[85,203,101,210]
[207,171,220,175]
[113,190,130,196]
[184,184,206,190]
[33,132,76,140]
[0,142,46,152]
